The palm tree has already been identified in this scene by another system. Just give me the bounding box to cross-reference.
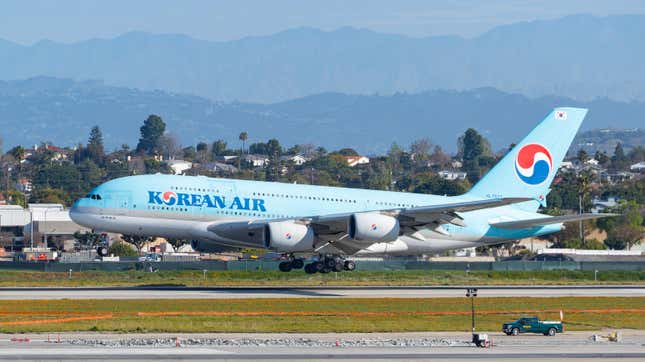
[238,132,248,169]
[239,132,248,155]
[577,171,593,247]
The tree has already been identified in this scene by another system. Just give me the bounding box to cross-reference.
[577,149,589,164]
[121,234,152,255]
[337,148,359,156]
[196,142,209,163]
[211,140,228,157]
[429,145,450,169]
[182,146,197,161]
[239,131,248,155]
[410,138,431,165]
[108,241,138,257]
[249,142,268,155]
[73,231,102,249]
[266,139,282,158]
[594,150,610,167]
[457,128,492,183]
[265,139,282,181]
[136,115,166,155]
[598,200,643,250]
[458,128,491,162]
[86,126,105,164]
[611,142,629,171]
[158,133,180,160]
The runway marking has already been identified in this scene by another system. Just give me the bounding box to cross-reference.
[0,314,113,326]
[2,307,643,325]
[136,308,645,317]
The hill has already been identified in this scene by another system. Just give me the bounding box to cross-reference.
[1,14,644,102]
[572,129,645,155]
[0,77,643,154]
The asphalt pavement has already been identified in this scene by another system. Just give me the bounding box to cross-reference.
[1,285,644,299]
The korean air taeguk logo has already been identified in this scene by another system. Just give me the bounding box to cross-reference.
[514,143,553,185]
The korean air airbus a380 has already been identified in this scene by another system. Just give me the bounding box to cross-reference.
[70,107,615,273]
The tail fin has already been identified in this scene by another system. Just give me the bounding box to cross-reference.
[467,107,588,212]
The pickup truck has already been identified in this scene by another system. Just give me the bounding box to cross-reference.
[502,317,563,336]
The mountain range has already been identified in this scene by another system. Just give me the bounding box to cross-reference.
[1,14,644,103]
[1,77,643,154]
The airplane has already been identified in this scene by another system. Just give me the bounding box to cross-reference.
[70,107,615,273]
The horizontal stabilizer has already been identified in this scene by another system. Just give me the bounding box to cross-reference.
[490,213,619,229]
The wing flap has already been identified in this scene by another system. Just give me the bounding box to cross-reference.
[490,213,619,229]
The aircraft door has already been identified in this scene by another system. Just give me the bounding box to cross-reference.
[104,191,132,215]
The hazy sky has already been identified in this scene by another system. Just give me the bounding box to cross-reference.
[1,0,645,44]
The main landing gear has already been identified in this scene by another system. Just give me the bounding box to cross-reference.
[278,254,356,273]
[278,257,304,272]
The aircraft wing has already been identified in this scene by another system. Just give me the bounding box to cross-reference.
[489,213,619,229]
[307,197,533,234]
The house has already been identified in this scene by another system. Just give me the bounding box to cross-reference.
[34,144,69,161]
[244,154,270,168]
[630,161,645,172]
[591,196,618,214]
[165,159,193,175]
[560,161,574,170]
[16,178,32,193]
[214,155,239,164]
[280,154,308,166]
[344,156,370,167]
[203,162,239,173]
[437,170,467,181]
[451,160,463,169]
[601,171,635,184]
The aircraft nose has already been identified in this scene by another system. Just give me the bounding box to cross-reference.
[69,203,81,224]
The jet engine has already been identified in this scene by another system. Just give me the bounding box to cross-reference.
[348,213,400,243]
[265,221,314,252]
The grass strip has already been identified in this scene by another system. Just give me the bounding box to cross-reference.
[0,297,643,333]
[1,269,644,287]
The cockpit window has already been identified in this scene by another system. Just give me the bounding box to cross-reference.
[87,194,102,200]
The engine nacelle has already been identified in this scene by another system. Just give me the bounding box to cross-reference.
[265,221,314,252]
[349,213,400,243]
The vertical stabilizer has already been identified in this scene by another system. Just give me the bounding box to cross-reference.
[467,107,588,211]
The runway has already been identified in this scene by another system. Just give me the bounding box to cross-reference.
[1,285,644,299]
[1,332,644,361]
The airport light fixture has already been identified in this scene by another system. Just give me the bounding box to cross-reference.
[466,288,478,333]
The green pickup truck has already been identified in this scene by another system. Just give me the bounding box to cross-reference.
[502,317,563,336]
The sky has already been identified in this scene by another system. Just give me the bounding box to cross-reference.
[1,0,645,44]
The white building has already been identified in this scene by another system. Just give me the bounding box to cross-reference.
[630,161,645,172]
[437,170,467,181]
[166,159,193,175]
[280,154,308,166]
[0,204,88,250]
[344,156,370,167]
[244,154,270,167]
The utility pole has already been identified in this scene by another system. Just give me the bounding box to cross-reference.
[29,208,34,250]
[466,288,478,334]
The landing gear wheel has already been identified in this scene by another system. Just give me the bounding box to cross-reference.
[97,246,108,257]
[511,328,519,336]
[324,257,336,269]
[344,260,356,271]
[278,261,293,272]
[314,261,325,272]
[304,263,317,274]
[291,259,304,269]
[333,263,344,272]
